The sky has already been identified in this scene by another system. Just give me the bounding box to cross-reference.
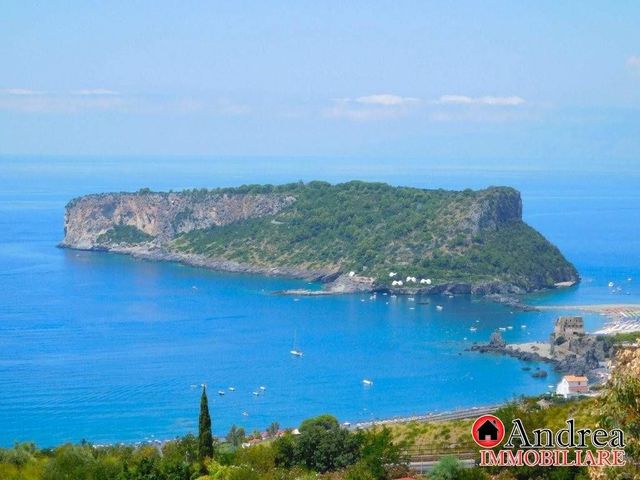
[1,1,639,167]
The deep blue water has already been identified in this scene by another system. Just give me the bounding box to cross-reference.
[1,156,639,447]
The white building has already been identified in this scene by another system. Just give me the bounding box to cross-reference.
[556,375,589,398]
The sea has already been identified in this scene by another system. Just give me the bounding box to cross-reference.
[1,156,639,447]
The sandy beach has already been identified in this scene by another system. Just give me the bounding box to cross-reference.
[535,304,640,335]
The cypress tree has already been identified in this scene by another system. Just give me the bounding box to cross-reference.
[198,385,214,461]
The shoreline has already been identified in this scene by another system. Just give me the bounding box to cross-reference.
[348,403,503,430]
[26,403,507,449]
[60,243,572,301]
[532,304,640,334]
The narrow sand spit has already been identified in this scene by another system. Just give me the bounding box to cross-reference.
[535,304,640,335]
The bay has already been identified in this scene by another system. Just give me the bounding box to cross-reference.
[0,156,638,446]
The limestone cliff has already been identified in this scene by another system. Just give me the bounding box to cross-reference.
[62,191,296,249]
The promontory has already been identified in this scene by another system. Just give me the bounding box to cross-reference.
[60,181,579,295]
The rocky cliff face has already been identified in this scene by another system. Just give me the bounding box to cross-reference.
[471,187,522,233]
[62,191,296,249]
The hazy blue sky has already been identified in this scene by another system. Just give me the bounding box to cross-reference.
[1,1,639,166]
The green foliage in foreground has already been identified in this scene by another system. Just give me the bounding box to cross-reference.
[172,181,577,290]
[97,224,154,245]
[0,417,407,480]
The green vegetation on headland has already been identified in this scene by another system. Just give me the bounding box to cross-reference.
[97,224,153,245]
[4,344,640,480]
[169,181,577,291]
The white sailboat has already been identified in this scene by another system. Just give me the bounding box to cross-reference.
[290,330,304,357]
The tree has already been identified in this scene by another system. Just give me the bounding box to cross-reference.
[226,425,246,448]
[266,422,280,438]
[198,386,214,462]
[272,433,297,469]
[357,427,408,480]
[294,414,361,472]
[159,434,199,480]
[233,444,276,474]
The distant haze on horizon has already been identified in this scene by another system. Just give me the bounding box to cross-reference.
[1,1,639,169]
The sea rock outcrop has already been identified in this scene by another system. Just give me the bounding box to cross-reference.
[469,316,614,379]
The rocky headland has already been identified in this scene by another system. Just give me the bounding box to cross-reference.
[60,181,579,296]
[469,316,614,380]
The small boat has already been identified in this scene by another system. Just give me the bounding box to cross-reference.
[218,390,225,396]
[507,326,513,330]
[362,379,374,386]
[228,387,236,391]
[436,305,444,311]
[242,411,249,417]
[259,386,266,391]
[521,325,527,329]
[498,327,507,332]
[608,281,614,288]
[290,330,304,357]
[252,391,260,396]
[469,327,477,332]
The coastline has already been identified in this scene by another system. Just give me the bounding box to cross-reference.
[59,243,574,300]
[60,243,341,283]
[533,304,640,334]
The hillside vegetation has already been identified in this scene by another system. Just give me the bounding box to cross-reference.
[171,181,577,291]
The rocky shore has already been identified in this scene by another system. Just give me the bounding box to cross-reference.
[71,244,340,283]
[61,243,544,298]
[469,316,614,380]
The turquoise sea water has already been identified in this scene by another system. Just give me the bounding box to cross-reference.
[1,157,639,447]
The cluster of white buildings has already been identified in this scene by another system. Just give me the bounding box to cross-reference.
[347,270,434,287]
[389,272,432,287]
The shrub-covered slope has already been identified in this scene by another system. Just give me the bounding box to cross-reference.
[168,181,578,291]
